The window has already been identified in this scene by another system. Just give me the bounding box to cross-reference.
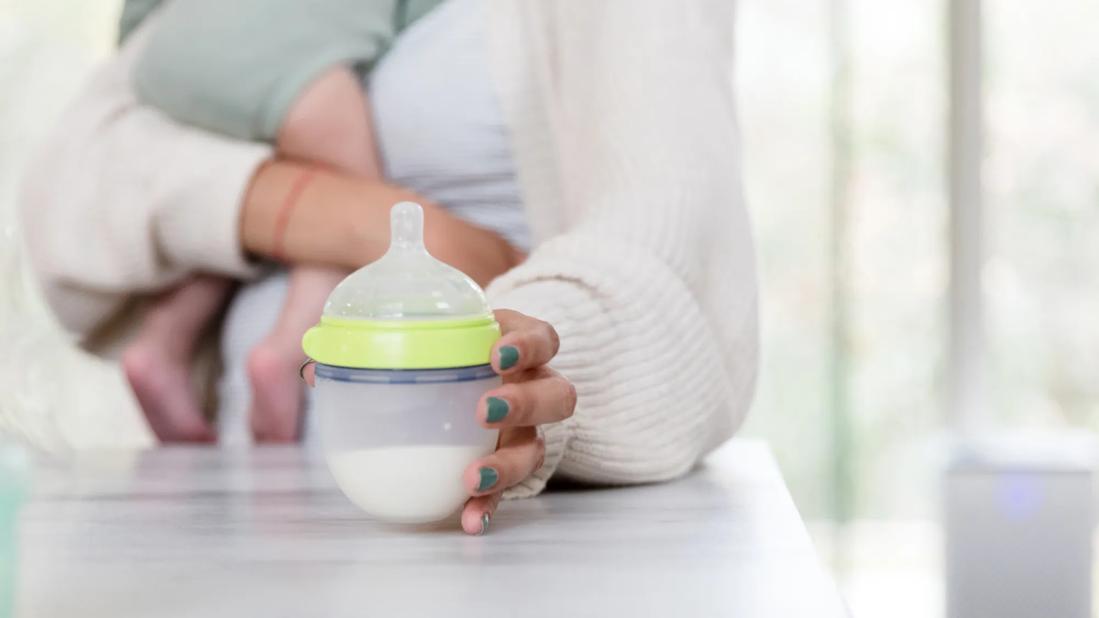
[739,1,1099,615]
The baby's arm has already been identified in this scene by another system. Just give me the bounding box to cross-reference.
[276,65,383,180]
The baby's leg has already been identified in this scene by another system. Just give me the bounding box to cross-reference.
[248,66,382,441]
[248,265,345,442]
[276,65,382,177]
[123,275,232,442]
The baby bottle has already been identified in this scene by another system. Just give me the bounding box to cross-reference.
[302,202,500,523]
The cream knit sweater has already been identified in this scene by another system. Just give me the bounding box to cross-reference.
[20,0,757,497]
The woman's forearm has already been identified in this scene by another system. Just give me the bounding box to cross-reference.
[240,160,522,284]
[240,160,412,269]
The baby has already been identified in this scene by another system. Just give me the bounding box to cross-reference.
[123,0,440,441]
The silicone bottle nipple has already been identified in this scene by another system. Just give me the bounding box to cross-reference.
[318,201,490,320]
[389,201,425,254]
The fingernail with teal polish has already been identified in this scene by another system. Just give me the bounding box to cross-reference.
[478,512,491,536]
[486,397,509,423]
[477,467,499,492]
[498,346,519,370]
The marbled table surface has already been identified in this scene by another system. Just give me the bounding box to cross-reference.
[16,440,848,617]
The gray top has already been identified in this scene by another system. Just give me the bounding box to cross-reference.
[369,0,530,251]
[15,440,847,617]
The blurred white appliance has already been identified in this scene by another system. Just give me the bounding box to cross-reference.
[945,435,1094,618]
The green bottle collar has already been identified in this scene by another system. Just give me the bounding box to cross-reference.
[302,314,500,369]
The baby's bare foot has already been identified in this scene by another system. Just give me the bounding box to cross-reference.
[247,339,304,442]
[122,341,214,443]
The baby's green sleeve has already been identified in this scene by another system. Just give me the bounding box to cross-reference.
[117,0,166,44]
[132,0,402,142]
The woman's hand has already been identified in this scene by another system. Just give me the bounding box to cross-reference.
[460,309,576,535]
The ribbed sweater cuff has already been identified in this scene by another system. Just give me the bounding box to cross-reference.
[489,280,584,499]
[155,143,271,280]
[487,231,756,497]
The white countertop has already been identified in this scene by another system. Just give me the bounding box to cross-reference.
[16,440,848,617]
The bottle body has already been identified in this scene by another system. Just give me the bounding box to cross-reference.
[314,363,499,523]
[304,202,502,525]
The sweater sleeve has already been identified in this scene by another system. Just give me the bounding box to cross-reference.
[19,13,271,338]
[490,0,758,498]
